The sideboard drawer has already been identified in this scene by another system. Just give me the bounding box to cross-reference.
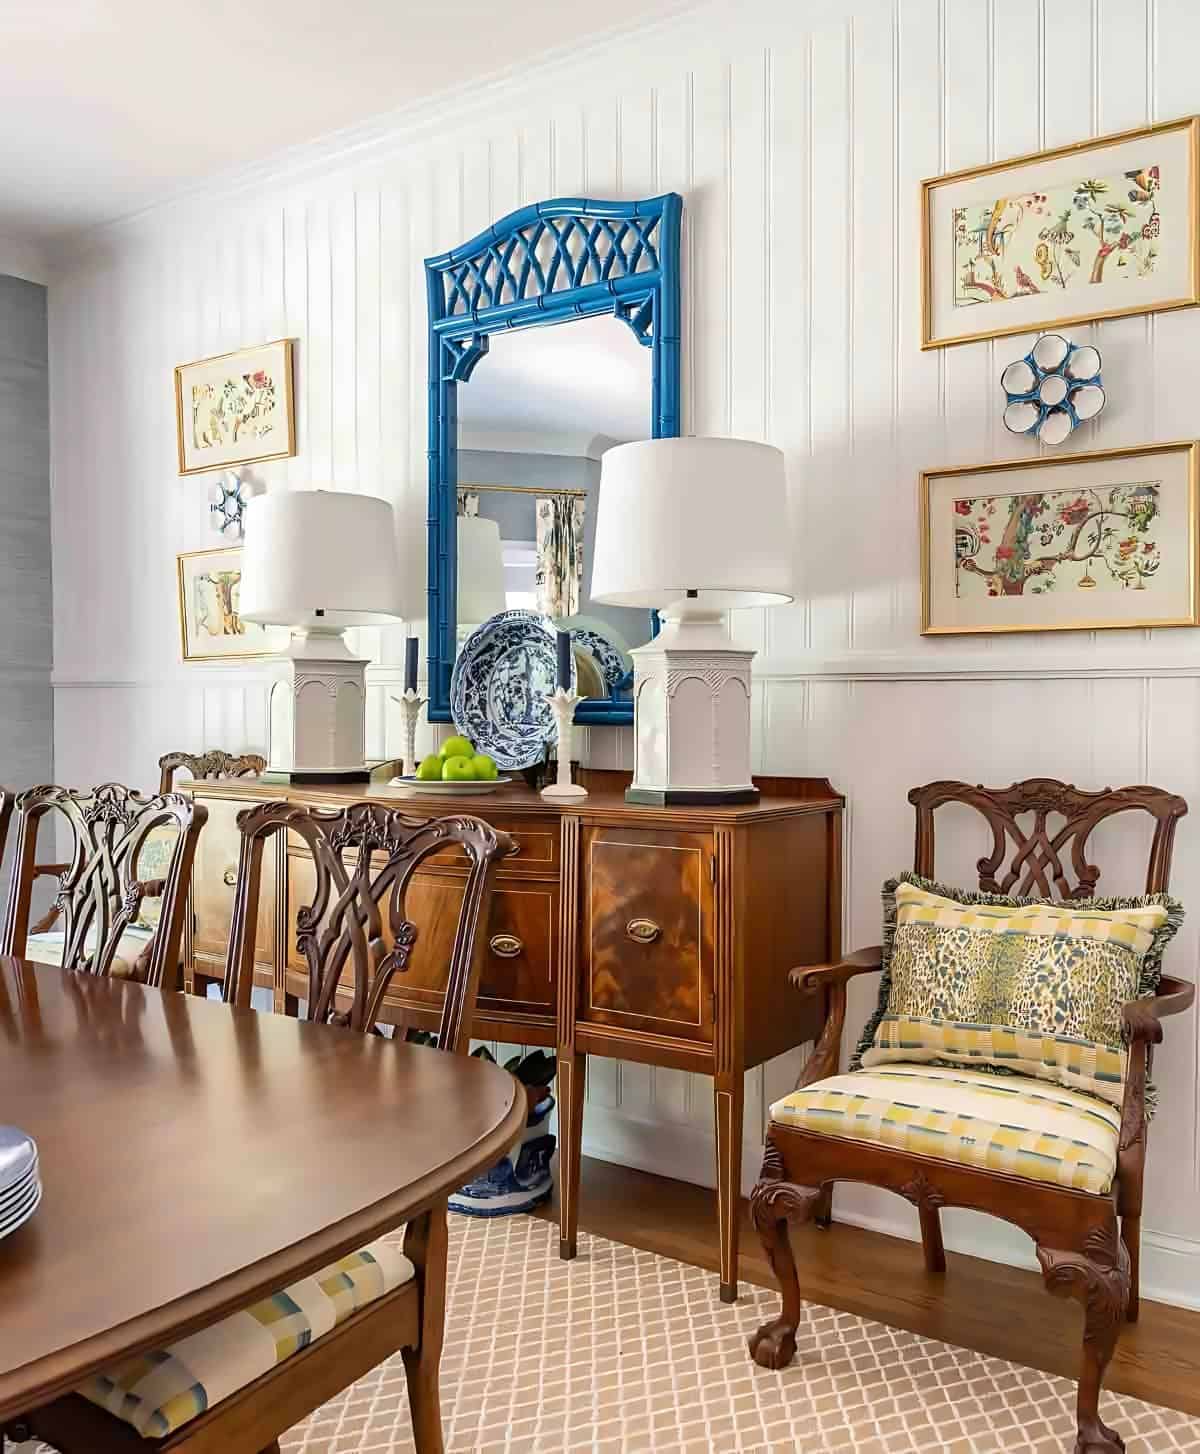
[582,826,714,1043]
[287,852,554,1020]
[415,815,558,875]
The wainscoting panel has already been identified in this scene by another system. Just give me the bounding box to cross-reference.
[48,0,1200,1305]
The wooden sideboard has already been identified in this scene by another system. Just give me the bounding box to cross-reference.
[185,769,843,1302]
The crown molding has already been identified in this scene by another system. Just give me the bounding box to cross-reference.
[47,0,712,270]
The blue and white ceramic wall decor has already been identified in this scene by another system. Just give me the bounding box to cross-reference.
[206,472,261,537]
[1001,334,1105,446]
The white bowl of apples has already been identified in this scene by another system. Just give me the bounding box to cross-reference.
[391,736,510,793]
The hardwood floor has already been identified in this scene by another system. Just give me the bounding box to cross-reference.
[536,1156,1200,1418]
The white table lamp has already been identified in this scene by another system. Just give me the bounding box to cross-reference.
[240,490,404,782]
[591,437,793,804]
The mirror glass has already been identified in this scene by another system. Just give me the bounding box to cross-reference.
[454,315,654,700]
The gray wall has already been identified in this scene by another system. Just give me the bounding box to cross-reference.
[0,274,52,867]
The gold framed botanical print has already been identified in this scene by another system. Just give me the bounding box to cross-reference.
[920,441,1199,636]
[174,339,296,474]
[177,547,288,661]
[921,117,1200,348]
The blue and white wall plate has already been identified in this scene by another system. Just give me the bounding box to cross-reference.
[450,609,577,770]
[1001,334,1105,446]
[558,615,633,692]
[206,472,261,537]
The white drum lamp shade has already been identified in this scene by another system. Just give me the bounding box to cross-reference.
[590,437,793,613]
[240,490,404,782]
[240,490,404,627]
[592,437,794,805]
[456,514,507,625]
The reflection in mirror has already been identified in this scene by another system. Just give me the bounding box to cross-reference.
[455,315,653,700]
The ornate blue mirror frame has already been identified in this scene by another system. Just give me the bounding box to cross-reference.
[424,192,682,726]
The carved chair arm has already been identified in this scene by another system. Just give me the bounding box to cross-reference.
[1121,974,1195,1046]
[789,946,884,1090]
[1118,975,1195,1156]
[789,945,884,993]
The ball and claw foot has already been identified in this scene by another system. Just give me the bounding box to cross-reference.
[748,1317,798,1370]
[1075,1420,1125,1454]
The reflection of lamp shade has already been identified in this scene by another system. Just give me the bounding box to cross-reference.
[591,437,793,611]
[457,514,507,624]
[241,490,404,626]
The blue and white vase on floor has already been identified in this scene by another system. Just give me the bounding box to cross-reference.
[449,1094,556,1217]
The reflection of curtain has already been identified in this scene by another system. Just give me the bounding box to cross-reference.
[535,494,585,618]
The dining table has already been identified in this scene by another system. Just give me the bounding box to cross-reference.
[0,958,527,1430]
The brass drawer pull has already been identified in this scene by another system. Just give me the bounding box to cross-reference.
[508,841,521,856]
[490,933,524,958]
[222,867,238,888]
[626,918,662,945]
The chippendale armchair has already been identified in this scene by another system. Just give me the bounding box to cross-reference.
[749,778,1192,1454]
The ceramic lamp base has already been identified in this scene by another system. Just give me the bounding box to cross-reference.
[625,784,759,805]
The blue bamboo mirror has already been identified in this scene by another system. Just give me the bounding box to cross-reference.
[424,193,682,726]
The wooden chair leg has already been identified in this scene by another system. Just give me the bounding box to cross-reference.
[814,1183,833,1228]
[1037,1219,1130,1454]
[746,1139,823,1370]
[1121,1213,1141,1322]
[918,1201,946,1274]
[402,1203,449,1454]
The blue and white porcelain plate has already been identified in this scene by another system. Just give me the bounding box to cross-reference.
[451,610,577,770]
[558,615,633,690]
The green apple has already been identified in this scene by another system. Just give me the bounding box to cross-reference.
[470,753,498,781]
[442,755,477,782]
[416,754,444,781]
[439,734,475,760]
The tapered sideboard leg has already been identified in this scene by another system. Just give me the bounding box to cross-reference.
[714,1072,745,1303]
[557,1050,587,1260]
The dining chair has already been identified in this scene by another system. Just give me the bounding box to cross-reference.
[157,748,266,795]
[749,778,1191,1454]
[157,748,265,997]
[21,799,512,1454]
[0,782,206,988]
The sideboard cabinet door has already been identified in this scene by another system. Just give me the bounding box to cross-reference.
[581,825,714,1044]
[191,794,274,984]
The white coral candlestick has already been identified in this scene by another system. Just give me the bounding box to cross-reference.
[391,690,429,778]
[541,688,588,801]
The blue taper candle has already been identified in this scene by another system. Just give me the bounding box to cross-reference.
[555,630,572,690]
[404,636,419,693]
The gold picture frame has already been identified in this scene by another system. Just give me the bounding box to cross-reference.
[174,338,296,474]
[920,441,1200,636]
[176,546,286,662]
[921,116,1200,349]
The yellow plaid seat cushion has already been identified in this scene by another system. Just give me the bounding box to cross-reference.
[770,1063,1121,1194]
[78,1239,414,1438]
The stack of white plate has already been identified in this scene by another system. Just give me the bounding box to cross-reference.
[0,1125,41,1240]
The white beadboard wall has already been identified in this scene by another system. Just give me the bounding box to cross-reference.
[46,0,1200,1305]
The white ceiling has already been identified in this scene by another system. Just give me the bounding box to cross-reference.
[0,0,689,244]
[458,314,651,456]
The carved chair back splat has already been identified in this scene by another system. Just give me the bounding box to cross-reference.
[751,777,1193,1454]
[225,800,513,1052]
[0,783,207,989]
[910,777,1185,900]
[158,750,266,796]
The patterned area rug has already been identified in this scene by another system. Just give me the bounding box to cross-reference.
[18,1215,1200,1452]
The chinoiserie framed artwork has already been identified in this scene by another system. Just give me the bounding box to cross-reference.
[177,547,288,661]
[174,339,296,474]
[920,441,1199,636]
[921,116,1199,348]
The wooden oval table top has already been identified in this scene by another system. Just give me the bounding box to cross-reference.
[0,959,526,1422]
